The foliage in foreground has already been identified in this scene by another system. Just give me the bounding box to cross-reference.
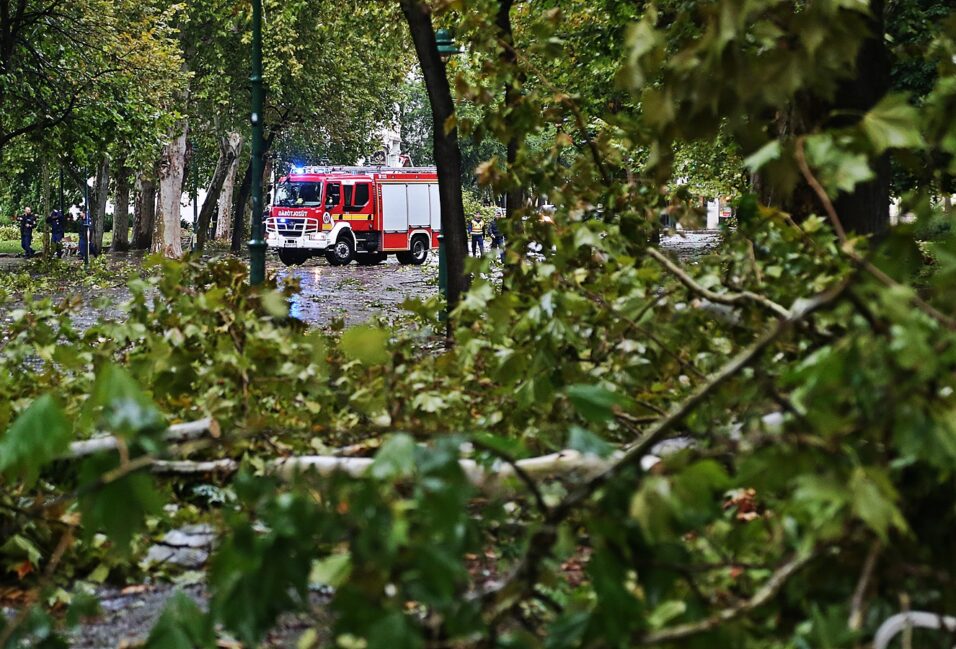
[2,3,956,649]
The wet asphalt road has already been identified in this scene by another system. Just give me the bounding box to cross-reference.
[273,254,438,328]
[0,250,440,332]
[1,232,716,332]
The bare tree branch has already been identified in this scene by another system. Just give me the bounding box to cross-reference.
[639,551,818,645]
[647,247,791,319]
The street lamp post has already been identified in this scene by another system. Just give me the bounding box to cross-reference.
[248,0,266,286]
[192,165,199,253]
[83,170,90,270]
[434,28,461,317]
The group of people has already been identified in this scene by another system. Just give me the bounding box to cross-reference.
[468,213,504,258]
[12,207,94,259]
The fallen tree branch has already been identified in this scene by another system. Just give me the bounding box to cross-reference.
[647,247,791,319]
[478,278,850,616]
[639,551,818,645]
[66,418,220,458]
[848,540,881,631]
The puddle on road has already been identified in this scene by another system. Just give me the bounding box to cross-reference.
[273,256,438,328]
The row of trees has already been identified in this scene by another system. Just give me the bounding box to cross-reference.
[0,0,410,256]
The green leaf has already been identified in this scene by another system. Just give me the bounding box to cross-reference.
[366,611,423,649]
[78,461,164,550]
[805,134,875,195]
[0,395,70,485]
[566,384,623,423]
[568,426,615,458]
[371,434,416,480]
[861,94,926,153]
[849,467,908,539]
[143,592,215,649]
[743,140,782,172]
[310,553,352,588]
[0,534,43,566]
[260,290,289,318]
[340,326,390,365]
[647,600,687,628]
[88,365,165,439]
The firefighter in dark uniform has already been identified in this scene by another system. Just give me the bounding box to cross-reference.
[15,207,37,258]
[46,209,67,257]
[78,208,93,261]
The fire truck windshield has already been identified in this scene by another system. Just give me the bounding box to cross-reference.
[275,181,323,207]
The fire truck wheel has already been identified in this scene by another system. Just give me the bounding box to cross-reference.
[278,249,309,266]
[407,235,429,265]
[357,252,386,266]
[326,237,355,266]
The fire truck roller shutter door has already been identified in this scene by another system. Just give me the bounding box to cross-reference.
[382,183,409,232]
[407,184,430,227]
[428,184,441,230]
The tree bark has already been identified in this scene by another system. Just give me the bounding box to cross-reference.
[496,0,524,227]
[400,0,468,329]
[40,154,51,257]
[230,160,252,253]
[152,121,188,258]
[92,156,110,252]
[132,172,157,250]
[756,0,890,237]
[112,159,131,252]
[196,132,242,251]
[830,0,890,237]
[216,135,243,241]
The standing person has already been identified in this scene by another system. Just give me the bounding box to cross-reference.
[15,207,37,258]
[46,209,67,258]
[78,207,93,262]
[489,216,504,261]
[470,214,485,257]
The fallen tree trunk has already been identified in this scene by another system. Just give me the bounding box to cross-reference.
[142,448,627,491]
[67,418,219,459]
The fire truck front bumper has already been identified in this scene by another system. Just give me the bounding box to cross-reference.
[266,231,330,250]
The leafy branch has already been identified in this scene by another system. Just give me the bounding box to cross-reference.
[479,276,851,619]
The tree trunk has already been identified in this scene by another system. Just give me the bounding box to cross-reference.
[112,160,131,252]
[196,132,242,251]
[830,0,890,237]
[496,0,524,228]
[216,135,243,241]
[152,121,188,258]
[132,173,157,250]
[40,154,51,257]
[400,0,468,331]
[92,156,110,252]
[230,160,252,254]
[756,0,890,237]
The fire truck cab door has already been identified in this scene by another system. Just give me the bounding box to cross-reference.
[344,182,373,230]
[325,182,343,220]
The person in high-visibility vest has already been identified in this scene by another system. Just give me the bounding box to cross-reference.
[470,215,486,257]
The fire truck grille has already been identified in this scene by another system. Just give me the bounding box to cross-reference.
[268,217,319,237]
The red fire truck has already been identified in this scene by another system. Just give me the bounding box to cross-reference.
[265,166,442,267]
